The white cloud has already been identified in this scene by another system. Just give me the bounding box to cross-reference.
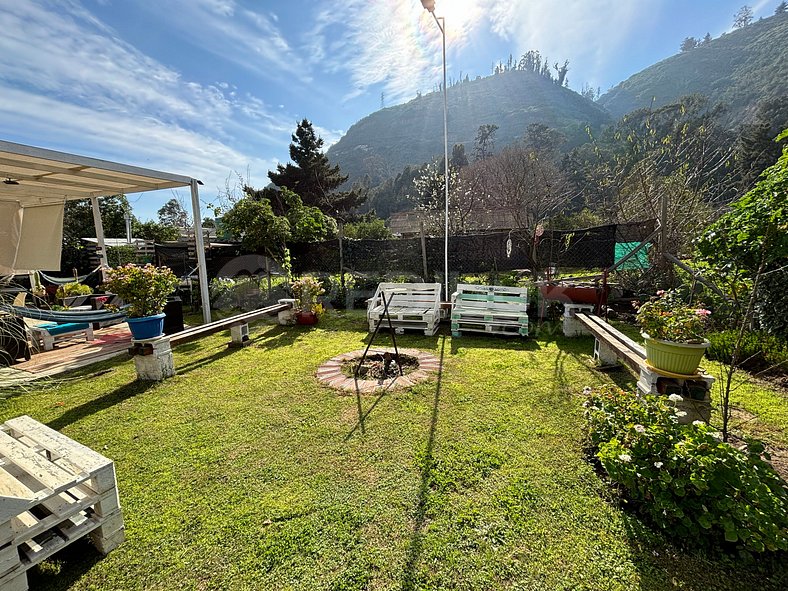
[0,0,291,218]
[483,0,660,90]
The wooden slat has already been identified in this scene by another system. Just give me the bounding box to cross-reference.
[168,302,288,346]
[0,432,79,492]
[4,416,111,475]
[574,314,645,372]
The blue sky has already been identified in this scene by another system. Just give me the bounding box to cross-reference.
[0,0,779,223]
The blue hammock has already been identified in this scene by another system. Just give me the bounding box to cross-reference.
[0,304,128,324]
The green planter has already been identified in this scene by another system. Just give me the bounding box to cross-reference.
[642,333,709,375]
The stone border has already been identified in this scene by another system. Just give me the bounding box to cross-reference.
[317,348,441,394]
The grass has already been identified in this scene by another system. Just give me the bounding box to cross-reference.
[1,311,785,590]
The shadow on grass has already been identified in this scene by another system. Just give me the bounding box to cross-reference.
[175,345,237,375]
[401,334,445,590]
[26,538,103,591]
[251,324,304,351]
[449,333,540,355]
[619,513,788,591]
[48,379,156,431]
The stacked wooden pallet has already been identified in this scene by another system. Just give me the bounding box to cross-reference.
[451,284,529,337]
[0,416,124,591]
[367,283,442,336]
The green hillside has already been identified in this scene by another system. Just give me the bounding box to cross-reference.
[327,70,610,185]
[599,13,788,120]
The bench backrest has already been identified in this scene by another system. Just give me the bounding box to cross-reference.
[370,283,441,310]
[453,284,528,312]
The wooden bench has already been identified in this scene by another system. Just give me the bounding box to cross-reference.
[450,284,529,337]
[571,312,714,423]
[128,301,293,380]
[0,415,124,591]
[28,322,94,352]
[367,283,441,336]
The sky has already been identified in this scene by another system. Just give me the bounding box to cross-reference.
[0,0,780,224]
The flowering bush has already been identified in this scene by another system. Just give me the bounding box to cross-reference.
[635,290,711,343]
[583,385,788,553]
[103,264,179,318]
[291,276,325,313]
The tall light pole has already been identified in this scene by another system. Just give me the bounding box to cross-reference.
[421,0,449,300]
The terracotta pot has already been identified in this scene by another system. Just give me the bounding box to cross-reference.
[642,333,709,375]
[295,311,318,325]
[539,283,609,305]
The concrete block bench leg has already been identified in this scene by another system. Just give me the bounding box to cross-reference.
[562,304,595,337]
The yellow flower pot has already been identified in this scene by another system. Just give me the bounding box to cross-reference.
[642,333,709,376]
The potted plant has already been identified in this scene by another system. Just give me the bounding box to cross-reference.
[56,282,94,308]
[291,276,325,325]
[635,290,711,375]
[103,264,179,339]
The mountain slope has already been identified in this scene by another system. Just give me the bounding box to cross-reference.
[327,70,610,186]
[599,13,788,120]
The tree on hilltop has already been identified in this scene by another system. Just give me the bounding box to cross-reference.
[680,37,699,52]
[733,5,754,28]
[268,119,365,220]
[775,2,787,15]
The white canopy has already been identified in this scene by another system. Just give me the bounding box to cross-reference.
[0,139,211,322]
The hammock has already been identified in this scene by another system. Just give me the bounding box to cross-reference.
[0,304,128,324]
[39,267,103,286]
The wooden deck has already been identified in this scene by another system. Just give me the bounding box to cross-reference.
[1,325,133,385]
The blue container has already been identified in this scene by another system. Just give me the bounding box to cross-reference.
[126,313,166,340]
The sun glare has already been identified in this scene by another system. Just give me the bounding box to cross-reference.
[425,0,483,44]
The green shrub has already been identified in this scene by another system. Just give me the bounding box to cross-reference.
[56,282,93,299]
[584,385,788,553]
[706,330,788,375]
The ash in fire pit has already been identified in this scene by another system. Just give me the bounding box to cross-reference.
[341,352,420,380]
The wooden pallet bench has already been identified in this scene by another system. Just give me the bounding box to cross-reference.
[28,322,94,352]
[367,283,441,336]
[0,415,124,591]
[570,310,714,423]
[450,284,529,337]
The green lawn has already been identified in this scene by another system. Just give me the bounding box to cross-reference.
[1,311,785,590]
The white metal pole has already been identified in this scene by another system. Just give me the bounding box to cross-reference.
[90,196,109,268]
[430,13,449,300]
[440,15,449,301]
[190,179,212,324]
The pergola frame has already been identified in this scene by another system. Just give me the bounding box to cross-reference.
[0,139,212,323]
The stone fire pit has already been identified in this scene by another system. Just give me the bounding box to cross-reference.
[317,348,441,394]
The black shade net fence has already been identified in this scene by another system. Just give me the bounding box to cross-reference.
[290,220,656,277]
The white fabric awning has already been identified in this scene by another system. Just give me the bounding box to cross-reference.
[0,139,212,324]
[0,140,195,274]
[0,139,193,205]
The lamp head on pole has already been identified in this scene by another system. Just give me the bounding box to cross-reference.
[420,0,436,13]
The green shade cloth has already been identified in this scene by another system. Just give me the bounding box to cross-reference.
[614,242,650,269]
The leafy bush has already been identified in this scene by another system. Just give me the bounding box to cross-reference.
[706,330,788,375]
[584,385,788,553]
[55,282,93,299]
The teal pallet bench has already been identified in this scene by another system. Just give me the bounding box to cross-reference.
[29,322,94,351]
[450,284,529,337]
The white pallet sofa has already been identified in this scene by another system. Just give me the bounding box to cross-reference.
[450,284,529,337]
[367,283,441,336]
[0,416,125,591]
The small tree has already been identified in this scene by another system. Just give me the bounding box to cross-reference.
[473,124,499,161]
[157,198,190,228]
[775,1,787,15]
[733,5,754,28]
[697,129,788,440]
[680,37,698,52]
